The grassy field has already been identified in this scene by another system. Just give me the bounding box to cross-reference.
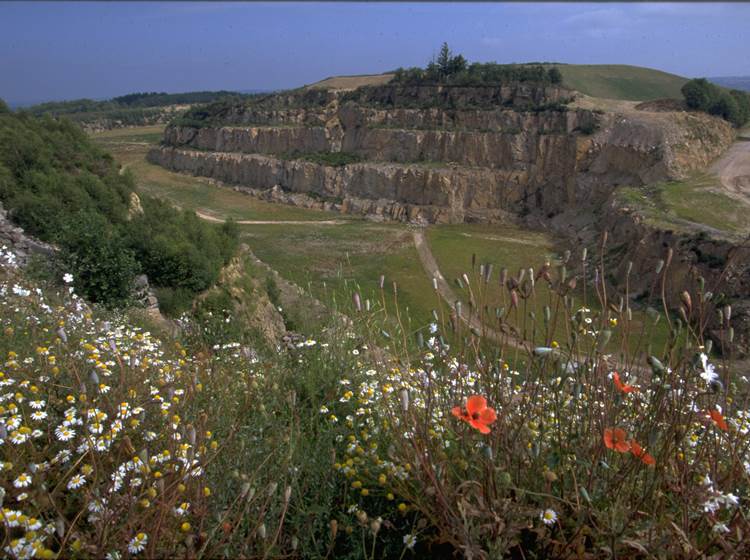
[617,173,750,235]
[555,64,687,101]
[94,127,341,222]
[306,73,394,90]
[427,224,671,352]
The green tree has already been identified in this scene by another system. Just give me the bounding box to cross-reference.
[437,42,452,79]
[709,91,741,126]
[0,99,9,114]
[681,78,718,111]
[547,67,563,84]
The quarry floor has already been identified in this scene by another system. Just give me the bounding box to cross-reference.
[94,125,672,352]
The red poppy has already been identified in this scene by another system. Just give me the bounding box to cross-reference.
[603,428,631,452]
[612,372,637,394]
[452,395,497,434]
[709,409,728,432]
[629,440,656,466]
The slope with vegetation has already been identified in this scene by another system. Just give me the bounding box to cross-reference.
[2,212,750,557]
[553,63,688,101]
[0,104,238,311]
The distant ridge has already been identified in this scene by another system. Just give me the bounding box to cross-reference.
[708,76,750,92]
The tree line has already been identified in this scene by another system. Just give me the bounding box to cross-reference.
[391,43,563,87]
[682,78,750,128]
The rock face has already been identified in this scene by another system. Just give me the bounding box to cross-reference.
[149,84,733,224]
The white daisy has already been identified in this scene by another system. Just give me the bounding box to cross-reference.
[13,472,32,488]
[127,533,148,554]
[67,474,86,490]
[55,425,75,442]
[700,353,719,386]
[403,533,417,550]
[540,509,558,526]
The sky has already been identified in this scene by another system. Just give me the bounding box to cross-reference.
[1,2,749,105]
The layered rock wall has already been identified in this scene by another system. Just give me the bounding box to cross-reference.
[150,84,733,224]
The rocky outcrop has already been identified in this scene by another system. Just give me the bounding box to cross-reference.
[0,202,56,266]
[151,83,733,225]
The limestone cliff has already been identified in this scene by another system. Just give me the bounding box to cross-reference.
[149,91,732,224]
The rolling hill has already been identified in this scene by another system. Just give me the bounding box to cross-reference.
[553,64,688,101]
[305,64,689,102]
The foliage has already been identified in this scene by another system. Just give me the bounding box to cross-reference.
[280,151,362,167]
[682,78,750,127]
[0,110,238,309]
[25,91,247,128]
[58,211,141,307]
[392,44,562,87]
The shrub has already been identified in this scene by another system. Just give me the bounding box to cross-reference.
[58,211,140,306]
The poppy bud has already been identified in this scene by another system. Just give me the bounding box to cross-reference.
[284,485,292,505]
[329,519,338,541]
[56,327,67,343]
[370,518,381,535]
[356,510,368,525]
[655,260,664,275]
[291,536,299,550]
[353,292,362,312]
[724,305,732,323]
[510,290,519,309]
[257,523,266,540]
[399,388,409,412]
[680,291,692,313]
[267,482,278,496]
[544,470,558,483]
[432,277,438,290]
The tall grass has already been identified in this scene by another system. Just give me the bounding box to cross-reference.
[1,230,748,558]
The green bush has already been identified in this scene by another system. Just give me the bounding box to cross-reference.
[681,78,750,127]
[58,210,140,306]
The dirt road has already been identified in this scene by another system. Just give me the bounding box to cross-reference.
[412,230,529,349]
[195,210,345,226]
[710,136,750,204]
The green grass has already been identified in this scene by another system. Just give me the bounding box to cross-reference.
[239,223,437,330]
[427,223,671,352]
[555,64,688,101]
[92,127,342,222]
[618,173,750,234]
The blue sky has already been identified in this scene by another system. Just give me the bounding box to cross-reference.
[2,2,749,105]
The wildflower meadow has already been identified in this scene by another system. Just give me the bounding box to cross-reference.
[1,238,749,559]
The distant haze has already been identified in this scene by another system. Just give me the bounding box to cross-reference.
[1,2,749,106]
